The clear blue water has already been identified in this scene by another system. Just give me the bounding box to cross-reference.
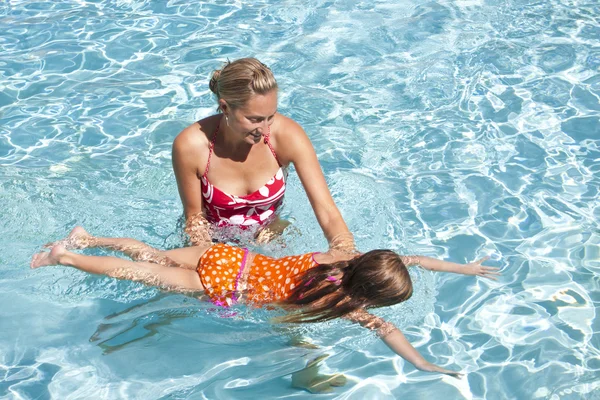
[1,0,599,398]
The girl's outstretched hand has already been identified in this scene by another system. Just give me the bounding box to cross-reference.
[463,256,501,280]
[416,361,463,378]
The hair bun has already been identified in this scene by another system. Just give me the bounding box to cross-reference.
[209,69,221,95]
[208,58,277,109]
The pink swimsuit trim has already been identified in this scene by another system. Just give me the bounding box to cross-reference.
[311,252,320,265]
[232,248,249,303]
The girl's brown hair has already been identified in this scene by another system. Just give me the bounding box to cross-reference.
[209,58,278,110]
[278,250,413,324]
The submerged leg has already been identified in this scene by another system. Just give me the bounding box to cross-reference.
[45,226,200,268]
[161,246,210,270]
[291,354,347,393]
[31,245,204,292]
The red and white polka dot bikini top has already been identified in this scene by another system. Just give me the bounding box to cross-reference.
[200,120,286,227]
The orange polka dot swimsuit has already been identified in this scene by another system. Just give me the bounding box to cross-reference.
[197,243,319,306]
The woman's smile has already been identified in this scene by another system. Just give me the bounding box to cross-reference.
[248,130,263,142]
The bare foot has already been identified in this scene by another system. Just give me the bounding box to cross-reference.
[291,354,348,393]
[288,336,320,349]
[31,245,67,269]
[43,226,92,250]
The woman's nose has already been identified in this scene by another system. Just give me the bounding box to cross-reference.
[257,119,269,133]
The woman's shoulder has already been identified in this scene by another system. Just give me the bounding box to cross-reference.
[173,115,219,153]
[271,113,304,139]
[270,114,313,163]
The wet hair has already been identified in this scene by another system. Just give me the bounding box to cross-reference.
[278,250,413,324]
[209,58,278,110]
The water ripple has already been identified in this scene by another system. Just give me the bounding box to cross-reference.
[1,0,599,398]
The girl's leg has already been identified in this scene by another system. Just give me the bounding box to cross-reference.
[31,245,204,292]
[92,237,209,269]
[48,227,208,269]
[161,247,209,270]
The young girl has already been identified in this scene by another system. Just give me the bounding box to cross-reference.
[31,227,499,383]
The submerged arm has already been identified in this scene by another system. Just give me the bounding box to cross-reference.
[345,309,461,377]
[276,118,356,253]
[400,256,500,279]
[172,126,213,247]
[183,212,214,247]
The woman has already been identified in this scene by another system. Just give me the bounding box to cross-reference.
[172,58,354,248]
[33,226,500,388]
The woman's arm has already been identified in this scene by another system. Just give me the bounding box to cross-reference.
[273,117,356,253]
[400,256,500,279]
[172,124,213,246]
[345,309,461,377]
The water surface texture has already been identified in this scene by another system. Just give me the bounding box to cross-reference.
[1,0,599,399]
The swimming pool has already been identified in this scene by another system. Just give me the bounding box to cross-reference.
[1,0,599,398]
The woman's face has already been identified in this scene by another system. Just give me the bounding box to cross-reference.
[224,90,278,145]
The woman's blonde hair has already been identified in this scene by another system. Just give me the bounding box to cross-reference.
[209,58,278,110]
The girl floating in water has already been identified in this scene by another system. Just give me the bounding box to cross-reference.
[31,227,499,387]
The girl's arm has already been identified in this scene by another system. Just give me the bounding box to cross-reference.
[345,309,461,377]
[400,256,500,279]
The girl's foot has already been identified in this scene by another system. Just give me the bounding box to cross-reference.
[288,336,320,349]
[291,354,348,393]
[43,226,92,250]
[31,245,67,269]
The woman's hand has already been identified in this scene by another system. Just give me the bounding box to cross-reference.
[328,232,359,255]
[462,256,501,280]
[184,212,213,247]
[415,361,463,378]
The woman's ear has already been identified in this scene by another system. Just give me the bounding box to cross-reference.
[218,99,228,114]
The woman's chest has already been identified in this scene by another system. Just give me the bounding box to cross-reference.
[206,149,282,197]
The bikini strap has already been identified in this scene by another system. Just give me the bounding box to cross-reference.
[263,126,281,166]
[204,118,220,177]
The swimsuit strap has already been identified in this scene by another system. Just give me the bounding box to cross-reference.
[206,120,280,176]
[263,126,281,166]
[204,118,220,177]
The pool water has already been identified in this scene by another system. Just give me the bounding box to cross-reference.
[1,0,599,398]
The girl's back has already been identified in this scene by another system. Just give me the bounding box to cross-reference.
[197,243,319,306]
